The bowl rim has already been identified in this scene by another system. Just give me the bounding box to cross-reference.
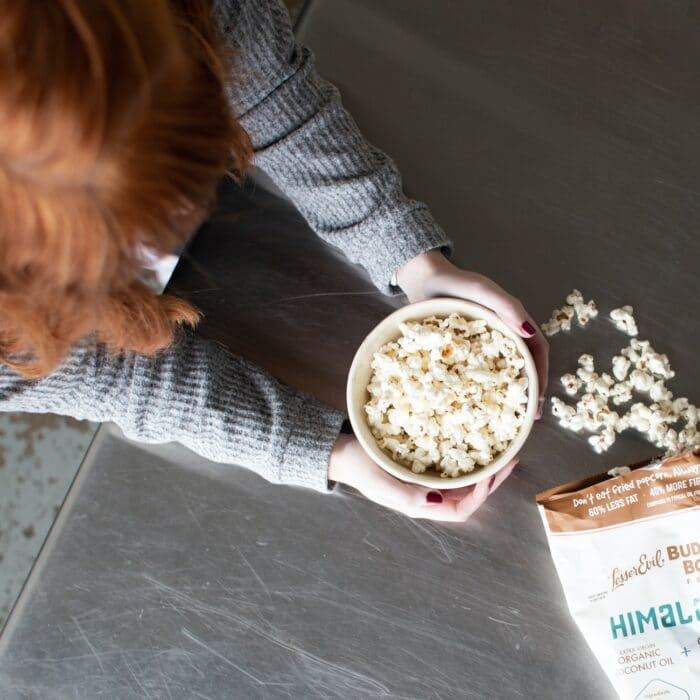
[345,297,539,489]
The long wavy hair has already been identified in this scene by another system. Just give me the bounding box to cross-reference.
[0,0,252,378]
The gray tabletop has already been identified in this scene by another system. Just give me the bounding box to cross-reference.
[1,1,699,698]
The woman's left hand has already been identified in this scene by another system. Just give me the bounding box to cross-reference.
[396,249,549,418]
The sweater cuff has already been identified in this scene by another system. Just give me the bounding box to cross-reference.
[279,394,348,493]
[365,207,454,297]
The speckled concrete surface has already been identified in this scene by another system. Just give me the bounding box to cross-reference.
[0,415,96,627]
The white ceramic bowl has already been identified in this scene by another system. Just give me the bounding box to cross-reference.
[346,297,539,489]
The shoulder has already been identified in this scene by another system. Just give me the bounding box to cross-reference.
[210,0,293,50]
[210,0,299,115]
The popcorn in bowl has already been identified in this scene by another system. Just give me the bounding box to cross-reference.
[363,312,529,478]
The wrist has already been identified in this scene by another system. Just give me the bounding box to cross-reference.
[328,432,355,484]
[395,249,452,297]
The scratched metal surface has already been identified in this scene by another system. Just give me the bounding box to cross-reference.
[1,0,700,697]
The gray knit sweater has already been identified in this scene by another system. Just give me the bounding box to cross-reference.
[0,0,453,493]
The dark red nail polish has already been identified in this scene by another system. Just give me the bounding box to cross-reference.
[426,491,443,504]
[521,321,536,336]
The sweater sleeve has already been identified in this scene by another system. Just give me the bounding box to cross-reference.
[212,0,454,296]
[0,333,346,493]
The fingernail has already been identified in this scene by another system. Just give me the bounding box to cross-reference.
[426,491,443,504]
[521,321,536,336]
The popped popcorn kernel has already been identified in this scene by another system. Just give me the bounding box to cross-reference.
[560,373,583,396]
[610,305,638,337]
[611,355,631,382]
[578,354,595,372]
[588,427,616,454]
[566,289,599,327]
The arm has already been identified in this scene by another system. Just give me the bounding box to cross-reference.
[208,1,547,511]
[213,0,453,296]
[0,332,346,492]
[212,0,549,406]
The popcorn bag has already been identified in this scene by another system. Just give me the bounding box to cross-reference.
[537,451,700,699]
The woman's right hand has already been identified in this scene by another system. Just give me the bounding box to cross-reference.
[328,433,518,522]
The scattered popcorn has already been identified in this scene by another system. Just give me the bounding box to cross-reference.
[629,369,654,393]
[615,412,631,433]
[578,354,595,372]
[662,428,679,453]
[588,427,616,454]
[643,353,674,380]
[610,381,633,406]
[607,466,631,477]
[541,290,598,336]
[680,426,700,451]
[576,366,596,385]
[627,402,653,434]
[566,289,599,327]
[671,397,689,416]
[593,406,621,430]
[560,373,583,396]
[610,305,638,336]
[364,313,529,478]
[649,380,673,403]
[620,346,640,364]
[567,414,587,433]
[618,338,674,380]
[576,393,606,415]
[541,319,560,337]
[551,396,575,421]
[544,293,698,457]
[590,373,615,399]
[541,305,575,336]
[611,355,631,382]
[565,289,584,306]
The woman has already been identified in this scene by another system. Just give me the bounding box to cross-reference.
[0,0,548,521]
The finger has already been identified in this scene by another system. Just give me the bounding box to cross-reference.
[454,478,491,520]
[406,502,470,522]
[524,330,549,414]
[404,493,470,522]
[425,465,514,507]
[489,459,518,494]
[423,463,516,520]
[405,492,480,522]
[441,485,477,502]
[510,311,548,411]
[455,275,534,338]
[368,470,467,522]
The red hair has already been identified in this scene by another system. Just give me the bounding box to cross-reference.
[0,0,252,377]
